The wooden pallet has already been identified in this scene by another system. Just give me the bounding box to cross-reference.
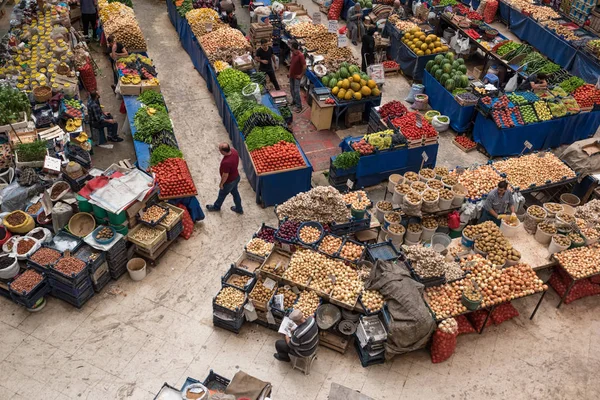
[319,331,351,354]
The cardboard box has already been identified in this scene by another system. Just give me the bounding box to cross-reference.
[120,83,141,96]
[141,82,161,93]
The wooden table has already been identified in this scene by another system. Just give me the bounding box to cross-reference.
[310,94,335,131]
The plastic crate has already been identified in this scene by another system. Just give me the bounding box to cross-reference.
[366,241,400,262]
[330,212,371,235]
[49,274,93,297]
[48,230,83,254]
[74,245,106,270]
[158,203,184,230]
[48,258,90,287]
[91,262,111,292]
[357,294,382,316]
[274,218,300,244]
[62,169,91,192]
[166,220,183,241]
[213,312,245,334]
[221,265,256,293]
[9,271,51,308]
[26,245,63,272]
[51,282,94,308]
[127,224,167,251]
[109,264,127,279]
[212,290,246,319]
[254,223,278,243]
[353,338,385,368]
[202,370,231,392]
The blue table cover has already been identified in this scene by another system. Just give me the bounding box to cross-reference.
[167,0,313,207]
[473,111,600,157]
[122,95,151,171]
[386,21,438,81]
[422,71,476,133]
[570,50,600,85]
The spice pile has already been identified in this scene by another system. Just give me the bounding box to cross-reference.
[54,257,86,276]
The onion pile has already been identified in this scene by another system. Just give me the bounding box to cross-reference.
[450,165,502,200]
[342,190,370,210]
[554,244,600,279]
[246,238,273,257]
[294,290,321,317]
[361,289,384,313]
[492,153,575,190]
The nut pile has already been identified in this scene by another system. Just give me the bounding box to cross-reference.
[407,223,422,233]
[276,187,351,224]
[339,241,365,261]
[405,191,422,204]
[227,274,251,289]
[342,191,370,210]
[376,201,393,211]
[246,238,273,257]
[538,222,557,234]
[216,286,246,310]
[30,248,61,266]
[580,227,600,242]
[451,165,502,200]
[6,211,26,226]
[361,289,384,312]
[388,224,405,234]
[11,269,43,294]
[527,206,547,219]
[299,225,322,244]
[140,205,167,224]
[492,153,575,189]
[395,183,411,194]
[422,189,438,202]
[419,168,435,180]
[131,226,162,244]
[543,203,563,214]
[554,244,600,278]
[439,188,454,200]
[318,235,342,255]
[96,227,114,240]
[442,175,458,187]
[250,278,276,304]
[422,216,438,230]
[54,257,86,276]
[567,233,584,245]
[294,290,321,317]
[556,212,575,225]
[16,238,36,255]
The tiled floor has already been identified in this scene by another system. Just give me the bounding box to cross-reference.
[1,1,599,399]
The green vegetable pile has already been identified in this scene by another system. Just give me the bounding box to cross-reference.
[16,140,47,162]
[176,0,192,16]
[536,62,561,75]
[134,105,173,143]
[150,144,183,166]
[108,0,133,7]
[0,85,30,125]
[246,126,295,151]
[138,90,165,107]
[496,42,521,57]
[217,68,251,97]
[559,76,585,94]
[439,0,457,5]
[333,151,360,170]
[238,105,282,128]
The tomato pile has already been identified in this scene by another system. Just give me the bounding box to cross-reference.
[382,60,399,69]
[325,98,335,104]
[467,11,482,20]
[391,112,437,141]
[454,3,468,14]
[464,29,480,40]
[351,139,375,155]
[152,158,197,198]
[378,100,407,119]
[250,141,305,174]
[454,136,476,149]
[572,84,600,108]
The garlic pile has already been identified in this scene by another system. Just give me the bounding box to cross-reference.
[404,246,463,280]
[438,318,458,334]
[575,199,600,226]
[276,187,351,224]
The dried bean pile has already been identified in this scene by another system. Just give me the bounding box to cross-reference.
[54,257,86,276]
[6,212,26,226]
[11,269,43,294]
[30,248,61,266]
[16,238,36,255]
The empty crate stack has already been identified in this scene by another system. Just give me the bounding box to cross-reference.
[74,245,110,292]
[105,238,129,279]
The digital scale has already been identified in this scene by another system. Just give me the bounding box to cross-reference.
[269,90,288,107]
[313,87,331,102]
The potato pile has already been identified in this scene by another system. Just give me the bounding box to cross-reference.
[442,175,458,187]
[361,289,384,313]
[246,238,273,257]
[376,201,393,212]
[434,166,449,178]
[411,181,427,193]
[342,190,370,210]
[395,183,411,194]
[261,260,286,277]
[492,154,575,189]
[276,187,351,224]
[294,290,321,317]
[450,165,502,200]
[187,8,226,38]
[249,278,276,304]
[419,168,435,180]
[215,286,246,310]
[427,179,444,191]
[404,171,419,182]
[227,274,251,289]
[303,32,337,54]
[554,244,600,278]
[276,286,298,310]
[471,222,515,266]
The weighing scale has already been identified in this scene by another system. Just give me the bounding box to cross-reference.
[269,90,288,107]
[312,87,331,102]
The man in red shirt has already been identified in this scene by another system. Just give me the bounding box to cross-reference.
[288,42,306,113]
[206,143,243,214]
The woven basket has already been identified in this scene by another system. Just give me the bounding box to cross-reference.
[33,85,52,103]
[57,64,70,75]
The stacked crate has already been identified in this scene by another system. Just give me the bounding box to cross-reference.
[249,23,273,52]
[570,0,596,24]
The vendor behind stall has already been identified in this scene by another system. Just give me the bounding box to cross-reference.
[518,73,548,91]
[347,3,365,46]
[361,27,376,72]
[479,181,515,226]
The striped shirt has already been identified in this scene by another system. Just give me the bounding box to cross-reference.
[289,316,319,357]
[484,188,514,214]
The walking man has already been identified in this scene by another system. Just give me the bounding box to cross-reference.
[255,39,281,90]
[207,143,243,214]
[80,0,98,41]
[288,42,306,113]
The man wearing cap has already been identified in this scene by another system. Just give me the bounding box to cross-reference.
[255,38,281,90]
[274,309,319,362]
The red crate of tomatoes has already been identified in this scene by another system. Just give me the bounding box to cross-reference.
[390,112,438,142]
[151,158,198,199]
[250,141,306,175]
[572,84,600,109]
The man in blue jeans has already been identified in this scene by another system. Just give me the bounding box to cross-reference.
[207,143,243,214]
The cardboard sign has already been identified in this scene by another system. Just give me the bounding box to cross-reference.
[313,12,321,24]
[422,151,429,162]
[347,179,354,189]
[205,23,212,32]
[416,113,423,128]
[263,277,276,290]
[337,34,347,47]
[524,140,533,149]
[328,20,338,33]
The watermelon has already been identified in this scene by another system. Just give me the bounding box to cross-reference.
[349,65,359,74]
[442,63,452,74]
[322,76,330,86]
[445,78,455,91]
[426,60,435,72]
[430,65,439,76]
[340,62,350,69]
[435,69,443,81]
[329,79,337,89]
[458,65,468,74]
[339,67,349,79]
[435,54,445,65]
[332,72,340,81]
[457,58,465,65]
[452,61,460,69]
[440,73,450,85]
[446,52,455,63]
[459,75,469,88]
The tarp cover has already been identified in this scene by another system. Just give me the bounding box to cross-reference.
[560,138,600,178]
[365,259,435,359]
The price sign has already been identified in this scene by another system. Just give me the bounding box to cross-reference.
[263,277,276,290]
[524,140,533,149]
[205,22,212,32]
[347,178,354,189]
[422,151,429,162]
[313,12,321,25]
[337,34,347,48]
[416,113,423,128]
[328,20,338,33]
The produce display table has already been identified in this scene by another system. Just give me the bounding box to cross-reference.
[385,21,439,81]
[552,260,600,308]
[166,0,313,207]
[472,110,600,157]
[422,70,476,133]
[122,95,151,172]
[339,137,438,187]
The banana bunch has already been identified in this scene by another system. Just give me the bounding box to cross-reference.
[143,77,160,86]
[121,74,141,84]
[65,118,82,132]
[214,60,230,73]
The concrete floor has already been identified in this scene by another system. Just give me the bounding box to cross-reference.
[0,1,599,399]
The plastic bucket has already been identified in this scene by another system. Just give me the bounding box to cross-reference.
[421,226,437,242]
[430,233,451,253]
[76,194,92,213]
[92,203,107,219]
[127,258,147,281]
[500,219,521,238]
[385,233,403,247]
[548,235,570,255]
[561,204,575,216]
[461,232,475,248]
[383,212,402,230]
[375,201,392,223]
[351,206,366,220]
[534,225,554,245]
[449,228,463,239]
[405,227,422,242]
[111,223,129,235]
[451,184,467,207]
[387,174,402,194]
[404,237,421,246]
[108,210,127,225]
[559,193,580,207]
[438,197,453,210]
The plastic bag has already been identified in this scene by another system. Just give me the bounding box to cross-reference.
[432,115,450,132]
[405,84,424,103]
[483,0,498,23]
[402,192,422,217]
[51,202,74,234]
[449,31,459,51]
[467,309,492,332]
[412,0,421,15]
[491,303,519,325]
[26,227,53,243]
[50,181,72,202]
[430,318,458,363]
[455,315,476,335]
[448,211,460,230]
[505,74,519,92]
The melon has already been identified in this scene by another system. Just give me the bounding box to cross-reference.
[426,60,435,72]
[338,88,346,99]
[344,90,353,101]
[440,73,450,85]
[337,80,343,88]
[435,68,443,81]
[322,76,329,86]
[367,79,377,89]
[459,75,469,88]
[458,65,468,74]
[457,58,465,65]
[329,79,337,89]
[446,52,455,63]
[340,62,350,69]
[354,91,362,100]
[342,79,350,89]
[442,63,452,74]
[452,61,460,69]
[371,87,381,96]
[361,86,372,96]
[332,86,339,95]
[430,65,439,76]
[434,54,445,65]
[352,73,361,82]
[349,65,360,74]
[350,82,361,92]
[445,78,455,91]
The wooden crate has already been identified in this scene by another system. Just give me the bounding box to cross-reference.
[452,138,476,153]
